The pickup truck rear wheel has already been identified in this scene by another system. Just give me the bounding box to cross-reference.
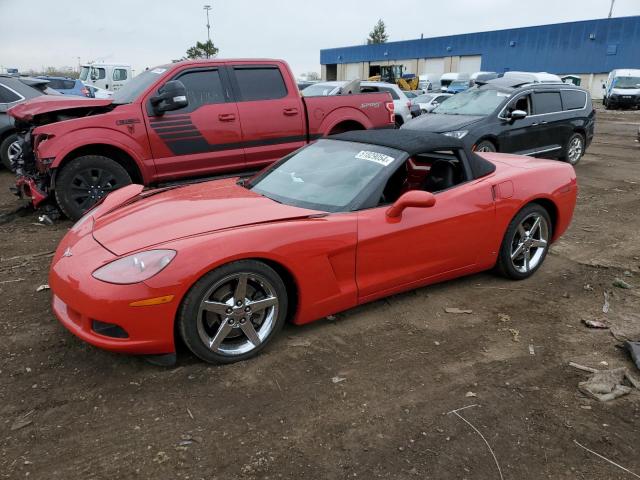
[55,155,132,220]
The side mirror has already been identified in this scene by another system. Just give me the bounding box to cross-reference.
[386,190,436,219]
[150,80,188,115]
[508,109,527,121]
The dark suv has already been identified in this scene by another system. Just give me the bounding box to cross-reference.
[402,76,595,165]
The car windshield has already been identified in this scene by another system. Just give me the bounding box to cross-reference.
[79,67,90,81]
[433,87,508,115]
[112,68,166,104]
[450,81,467,87]
[613,76,640,89]
[249,139,404,212]
[301,83,340,96]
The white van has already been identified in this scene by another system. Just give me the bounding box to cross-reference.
[503,71,562,83]
[418,73,439,91]
[602,69,640,110]
[79,63,132,92]
[439,72,470,91]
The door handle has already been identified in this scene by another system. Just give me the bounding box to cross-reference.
[218,113,236,122]
[283,108,299,116]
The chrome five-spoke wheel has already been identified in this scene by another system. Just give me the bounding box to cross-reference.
[567,137,583,164]
[510,212,549,274]
[7,140,21,166]
[498,204,552,280]
[198,272,278,355]
[179,260,288,364]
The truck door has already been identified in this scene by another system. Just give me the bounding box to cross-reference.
[227,63,305,170]
[111,67,129,92]
[144,66,245,180]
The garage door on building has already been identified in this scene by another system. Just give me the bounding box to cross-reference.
[458,55,482,74]
[344,63,362,80]
[420,58,446,76]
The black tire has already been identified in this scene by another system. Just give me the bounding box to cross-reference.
[560,132,585,166]
[0,133,19,171]
[395,115,404,128]
[54,155,132,220]
[475,140,497,153]
[496,203,552,280]
[178,260,288,364]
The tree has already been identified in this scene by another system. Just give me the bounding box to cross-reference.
[303,71,321,80]
[185,40,219,59]
[368,19,389,44]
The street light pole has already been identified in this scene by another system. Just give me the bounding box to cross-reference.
[203,4,212,58]
[608,0,615,18]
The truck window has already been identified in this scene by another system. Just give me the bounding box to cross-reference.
[91,68,106,80]
[533,92,562,115]
[172,69,226,112]
[113,69,128,81]
[233,66,288,101]
[561,90,587,110]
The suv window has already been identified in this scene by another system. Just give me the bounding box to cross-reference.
[0,84,23,103]
[533,91,562,115]
[361,85,400,100]
[173,69,226,112]
[233,66,288,101]
[113,69,128,81]
[506,93,532,115]
[561,90,587,110]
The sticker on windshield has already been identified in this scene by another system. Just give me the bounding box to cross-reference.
[151,68,167,74]
[355,150,395,166]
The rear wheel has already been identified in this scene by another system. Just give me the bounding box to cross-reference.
[178,260,288,364]
[497,204,552,280]
[0,133,20,171]
[475,140,496,153]
[561,133,585,165]
[55,155,132,220]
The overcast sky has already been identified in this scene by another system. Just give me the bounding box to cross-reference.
[1,0,639,77]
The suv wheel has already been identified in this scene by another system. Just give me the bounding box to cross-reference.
[55,155,132,220]
[475,140,496,153]
[562,133,585,166]
[0,133,20,171]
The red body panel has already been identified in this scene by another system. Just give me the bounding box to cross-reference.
[48,153,577,357]
[10,59,394,206]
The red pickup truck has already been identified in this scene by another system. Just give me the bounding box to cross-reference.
[9,59,394,219]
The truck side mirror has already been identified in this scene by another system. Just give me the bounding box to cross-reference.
[150,80,188,115]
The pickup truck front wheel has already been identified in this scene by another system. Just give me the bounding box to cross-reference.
[55,155,132,220]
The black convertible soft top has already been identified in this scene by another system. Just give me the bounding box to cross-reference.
[329,129,496,179]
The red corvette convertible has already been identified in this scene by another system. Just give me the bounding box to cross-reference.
[49,130,577,364]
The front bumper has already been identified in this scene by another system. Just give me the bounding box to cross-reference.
[49,229,178,355]
[608,95,640,107]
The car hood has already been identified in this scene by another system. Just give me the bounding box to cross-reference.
[611,87,640,96]
[7,95,113,121]
[401,113,484,133]
[92,178,322,256]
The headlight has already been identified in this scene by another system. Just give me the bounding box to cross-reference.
[442,130,468,139]
[92,250,176,284]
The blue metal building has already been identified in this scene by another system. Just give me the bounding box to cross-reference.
[320,15,640,96]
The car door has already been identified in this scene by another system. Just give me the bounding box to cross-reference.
[227,63,305,170]
[496,92,542,155]
[530,90,568,156]
[111,68,128,92]
[355,158,495,301]
[144,66,245,180]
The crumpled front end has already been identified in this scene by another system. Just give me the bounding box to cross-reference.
[12,126,52,207]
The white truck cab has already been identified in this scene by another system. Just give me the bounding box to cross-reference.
[79,63,132,92]
[439,72,470,92]
[602,69,640,110]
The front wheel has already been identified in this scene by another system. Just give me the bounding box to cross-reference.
[561,133,585,166]
[0,133,20,171]
[55,155,132,220]
[475,140,496,153]
[178,260,288,364]
[496,204,552,280]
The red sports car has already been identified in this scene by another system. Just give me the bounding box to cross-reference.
[49,130,577,365]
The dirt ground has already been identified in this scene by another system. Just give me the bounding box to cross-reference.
[1,108,640,480]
